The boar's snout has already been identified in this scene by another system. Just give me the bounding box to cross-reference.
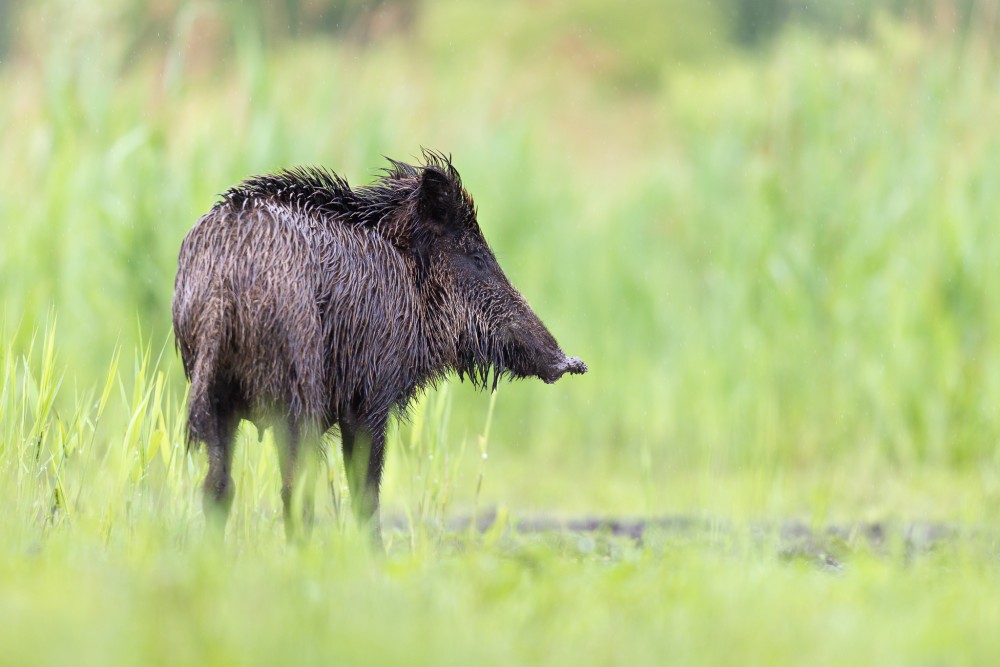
[542,354,589,384]
[498,301,588,385]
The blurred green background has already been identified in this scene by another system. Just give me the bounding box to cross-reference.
[4,2,1000,666]
[3,0,1000,519]
[4,0,1000,522]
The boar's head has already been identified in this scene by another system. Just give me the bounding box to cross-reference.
[406,152,588,391]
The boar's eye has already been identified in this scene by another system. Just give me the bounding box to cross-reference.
[471,253,487,272]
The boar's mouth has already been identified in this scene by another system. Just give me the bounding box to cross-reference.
[506,342,588,387]
[455,328,587,392]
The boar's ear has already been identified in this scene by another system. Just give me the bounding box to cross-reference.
[416,166,465,237]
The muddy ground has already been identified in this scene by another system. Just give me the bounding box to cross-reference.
[387,510,982,570]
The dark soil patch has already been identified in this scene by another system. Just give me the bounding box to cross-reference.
[391,509,978,569]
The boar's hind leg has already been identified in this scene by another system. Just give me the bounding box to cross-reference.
[276,419,319,542]
[197,386,242,535]
[340,415,386,547]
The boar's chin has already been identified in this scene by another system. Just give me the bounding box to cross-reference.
[455,346,510,392]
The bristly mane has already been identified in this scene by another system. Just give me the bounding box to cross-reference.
[216,149,469,228]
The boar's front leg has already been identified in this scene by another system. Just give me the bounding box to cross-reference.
[276,419,319,542]
[340,414,386,547]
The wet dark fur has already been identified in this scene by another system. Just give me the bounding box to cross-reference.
[172,150,586,543]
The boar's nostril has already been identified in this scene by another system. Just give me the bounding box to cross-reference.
[566,357,588,375]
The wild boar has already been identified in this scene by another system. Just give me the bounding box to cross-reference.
[172,151,587,544]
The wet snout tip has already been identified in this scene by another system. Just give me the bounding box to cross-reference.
[545,357,587,384]
[543,355,589,383]
[565,356,588,375]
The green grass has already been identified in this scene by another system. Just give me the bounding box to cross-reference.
[6,533,1000,667]
[3,5,1000,664]
[3,330,1000,667]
